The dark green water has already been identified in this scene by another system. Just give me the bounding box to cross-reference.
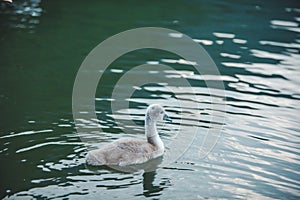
[1,0,300,199]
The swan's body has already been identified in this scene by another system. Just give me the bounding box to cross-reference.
[86,104,171,166]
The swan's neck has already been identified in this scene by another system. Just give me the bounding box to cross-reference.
[145,116,164,150]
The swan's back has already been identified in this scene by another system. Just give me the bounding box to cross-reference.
[86,138,163,166]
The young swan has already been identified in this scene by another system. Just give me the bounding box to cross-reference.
[86,104,172,166]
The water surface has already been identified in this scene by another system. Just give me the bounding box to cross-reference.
[0,0,300,199]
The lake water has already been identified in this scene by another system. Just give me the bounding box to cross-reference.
[1,0,300,199]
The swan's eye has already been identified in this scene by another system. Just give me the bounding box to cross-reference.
[160,111,163,114]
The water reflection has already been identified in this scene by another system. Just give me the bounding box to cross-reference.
[140,170,170,198]
[88,157,163,173]
[0,0,43,32]
[270,19,300,33]
[1,0,300,199]
[86,158,169,199]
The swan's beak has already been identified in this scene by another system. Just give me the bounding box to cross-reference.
[163,114,172,122]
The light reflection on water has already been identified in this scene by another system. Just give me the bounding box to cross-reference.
[1,0,300,199]
[0,0,43,32]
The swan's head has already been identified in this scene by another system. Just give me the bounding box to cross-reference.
[146,104,172,122]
